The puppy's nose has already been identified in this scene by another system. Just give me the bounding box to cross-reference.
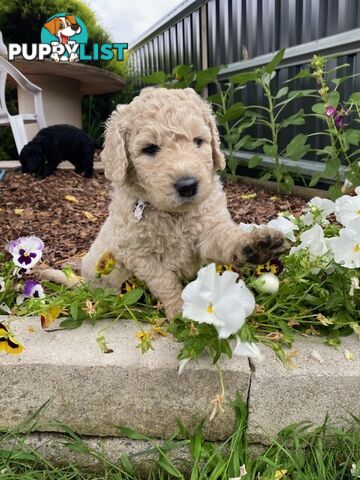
[175,176,198,197]
[71,23,80,31]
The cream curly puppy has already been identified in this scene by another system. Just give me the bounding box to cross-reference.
[82,88,284,319]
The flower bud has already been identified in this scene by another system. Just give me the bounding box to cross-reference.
[253,273,280,294]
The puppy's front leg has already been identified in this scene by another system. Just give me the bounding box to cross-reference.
[126,256,183,320]
[199,221,285,266]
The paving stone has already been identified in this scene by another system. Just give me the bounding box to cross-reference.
[248,335,360,444]
[0,316,251,441]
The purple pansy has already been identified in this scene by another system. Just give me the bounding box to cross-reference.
[325,105,336,117]
[334,114,344,129]
[16,279,45,305]
[7,236,44,269]
[23,280,45,298]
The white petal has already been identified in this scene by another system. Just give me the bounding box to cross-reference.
[182,303,220,325]
[16,294,25,305]
[178,358,191,375]
[236,280,256,316]
[215,270,239,298]
[309,197,335,216]
[233,340,262,359]
[267,216,298,242]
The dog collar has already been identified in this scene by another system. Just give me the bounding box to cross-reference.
[133,199,147,222]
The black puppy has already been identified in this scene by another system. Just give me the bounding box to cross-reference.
[20,124,100,178]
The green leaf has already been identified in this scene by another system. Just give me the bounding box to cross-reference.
[219,102,245,123]
[288,89,318,98]
[229,71,257,85]
[328,184,343,200]
[241,136,267,150]
[172,64,193,77]
[157,459,183,478]
[344,128,360,146]
[311,103,326,115]
[259,171,272,183]
[120,288,144,305]
[248,155,262,168]
[285,134,310,160]
[208,93,222,105]
[142,71,167,85]
[349,92,360,105]
[118,427,151,441]
[280,109,305,129]
[195,67,220,91]
[284,68,311,83]
[323,156,340,178]
[59,318,82,329]
[263,144,278,157]
[327,91,340,108]
[70,302,78,320]
[275,86,289,99]
[264,48,285,74]
[309,172,323,187]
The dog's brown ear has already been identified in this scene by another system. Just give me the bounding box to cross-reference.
[44,18,59,35]
[101,105,130,184]
[65,15,77,24]
[183,88,226,171]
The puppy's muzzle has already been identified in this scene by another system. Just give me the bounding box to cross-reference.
[175,176,198,198]
[71,23,80,31]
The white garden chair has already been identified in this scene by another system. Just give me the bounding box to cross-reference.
[0,56,47,155]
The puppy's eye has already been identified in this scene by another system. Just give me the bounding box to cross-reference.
[194,137,203,147]
[142,144,160,156]
[59,23,64,28]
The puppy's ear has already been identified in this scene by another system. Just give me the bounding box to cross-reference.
[102,105,130,184]
[183,88,226,171]
[44,18,59,35]
[201,99,226,171]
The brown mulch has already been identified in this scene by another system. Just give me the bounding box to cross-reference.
[0,171,307,267]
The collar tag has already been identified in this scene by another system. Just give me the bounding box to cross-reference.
[133,200,146,222]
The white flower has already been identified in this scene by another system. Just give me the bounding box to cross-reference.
[300,197,335,226]
[267,216,298,242]
[233,339,262,359]
[7,236,44,269]
[181,263,255,339]
[253,273,280,294]
[290,224,329,259]
[178,358,191,375]
[335,193,360,227]
[351,463,360,478]
[0,302,11,314]
[229,464,248,479]
[0,277,5,292]
[238,222,262,233]
[328,222,360,268]
[350,277,360,296]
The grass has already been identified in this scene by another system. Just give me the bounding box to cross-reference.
[0,399,359,479]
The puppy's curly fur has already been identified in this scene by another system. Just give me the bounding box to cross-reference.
[82,88,284,319]
[20,124,97,178]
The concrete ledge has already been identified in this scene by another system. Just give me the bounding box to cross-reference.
[0,316,250,441]
[1,316,360,452]
[248,336,360,444]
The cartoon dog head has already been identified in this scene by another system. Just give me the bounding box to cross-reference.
[44,15,81,44]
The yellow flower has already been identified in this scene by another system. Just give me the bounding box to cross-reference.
[40,306,62,329]
[0,323,24,355]
[96,251,116,277]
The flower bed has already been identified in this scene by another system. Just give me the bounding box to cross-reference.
[1,174,359,374]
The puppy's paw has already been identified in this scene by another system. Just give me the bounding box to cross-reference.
[164,298,183,321]
[241,228,286,264]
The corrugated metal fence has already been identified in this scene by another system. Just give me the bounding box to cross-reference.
[129,0,360,174]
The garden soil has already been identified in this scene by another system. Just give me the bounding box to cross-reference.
[0,171,306,267]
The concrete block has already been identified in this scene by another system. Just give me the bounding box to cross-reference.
[248,336,360,444]
[0,316,251,441]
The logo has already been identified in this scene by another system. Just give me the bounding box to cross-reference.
[8,12,127,63]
